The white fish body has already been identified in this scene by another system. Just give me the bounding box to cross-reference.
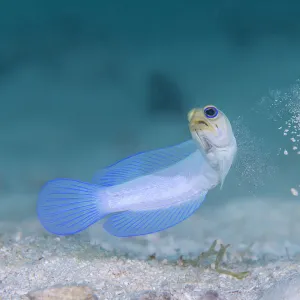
[103,150,219,212]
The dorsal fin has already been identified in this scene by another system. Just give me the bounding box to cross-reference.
[92,140,197,187]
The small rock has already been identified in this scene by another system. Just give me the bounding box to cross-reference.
[131,290,172,300]
[199,290,224,300]
[27,285,97,300]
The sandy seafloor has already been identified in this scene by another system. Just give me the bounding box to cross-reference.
[2,197,300,300]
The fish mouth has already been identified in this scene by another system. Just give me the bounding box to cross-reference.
[189,115,216,134]
[189,119,211,132]
[196,120,209,127]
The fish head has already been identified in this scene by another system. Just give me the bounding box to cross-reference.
[188,105,237,187]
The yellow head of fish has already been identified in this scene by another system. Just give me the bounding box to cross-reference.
[188,105,237,188]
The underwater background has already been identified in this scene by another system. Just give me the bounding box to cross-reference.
[1,0,300,260]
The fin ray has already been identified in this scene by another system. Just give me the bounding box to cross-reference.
[37,179,108,235]
[92,140,197,187]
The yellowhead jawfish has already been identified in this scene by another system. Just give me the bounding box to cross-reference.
[37,105,237,237]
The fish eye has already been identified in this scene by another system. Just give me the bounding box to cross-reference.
[204,106,218,119]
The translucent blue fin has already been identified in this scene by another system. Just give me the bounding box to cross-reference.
[92,140,197,187]
[37,179,108,235]
[103,193,207,237]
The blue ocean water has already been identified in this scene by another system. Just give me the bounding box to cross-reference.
[0,0,299,250]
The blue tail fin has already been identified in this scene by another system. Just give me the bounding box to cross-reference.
[37,179,108,235]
